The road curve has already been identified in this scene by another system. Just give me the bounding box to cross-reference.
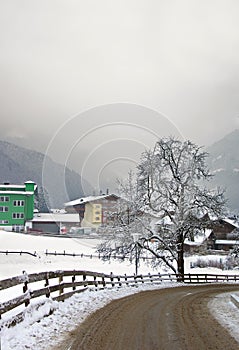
[53,284,239,350]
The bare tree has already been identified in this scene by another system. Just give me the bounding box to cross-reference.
[98,138,226,277]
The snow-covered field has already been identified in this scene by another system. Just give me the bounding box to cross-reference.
[0,230,239,349]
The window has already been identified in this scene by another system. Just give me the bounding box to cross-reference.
[13,200,25,206]
[0,206,9,212]
[12,213,24,219]
[0,196,9,202]
[0,220,9,224]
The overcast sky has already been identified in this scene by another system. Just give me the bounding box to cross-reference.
[1,1,239,191]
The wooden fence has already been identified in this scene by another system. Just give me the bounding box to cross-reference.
[1,270,239,329]
[44,250,155,261]
[0,251,37,257]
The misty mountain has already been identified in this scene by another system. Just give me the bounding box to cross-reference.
[0,140,89,211]
[206,129,239,212]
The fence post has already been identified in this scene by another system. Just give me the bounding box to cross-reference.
[124,274,128,286]
[22,271,30,307]
[45,272,50,298]
[102,276,106,288]
[59,274,64,295]
[110,272,115,287]
[72,275,76,291]
[117,276,122,287]
[83,273,87,287]
[94,275,98,288]
[148,273,153,283]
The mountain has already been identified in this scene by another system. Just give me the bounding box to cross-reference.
[0,140,89,211]
[206,129,239,212]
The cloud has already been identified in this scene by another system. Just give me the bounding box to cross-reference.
[0,0,238,159]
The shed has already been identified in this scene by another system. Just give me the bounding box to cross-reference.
[27,213,80,234]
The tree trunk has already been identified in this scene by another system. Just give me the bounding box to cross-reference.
[177,241,184,282]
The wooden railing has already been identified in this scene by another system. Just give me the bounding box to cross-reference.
[0,250,37,257]
[1,271,239,329]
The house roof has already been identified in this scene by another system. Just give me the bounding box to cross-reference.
[0,191,35,195]
[31,213,80,223]
[185,229,212,245]
[0,180,37,193]
[215,240,239,245]
[222,218,239,229]
[0,184,25,189]
[184,241,201,246]
[64,194,119,207]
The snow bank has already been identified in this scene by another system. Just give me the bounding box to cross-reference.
[1,283,177,350]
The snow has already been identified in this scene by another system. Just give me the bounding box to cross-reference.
[212,168,225,173]
[31,213,79,223]
[223,218,239,228]
[213,155,222,161]
[64,193,118,207]
[208,292,239,344]
[185,228,212,245]
[215,239,239,245]
[0,230,239,349]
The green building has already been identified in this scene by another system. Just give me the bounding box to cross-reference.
[0,181,37,232]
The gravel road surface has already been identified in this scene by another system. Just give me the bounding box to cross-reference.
[53,284,239,350]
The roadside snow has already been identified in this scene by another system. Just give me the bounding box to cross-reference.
[1,283,177,350]
[209,292,239,344]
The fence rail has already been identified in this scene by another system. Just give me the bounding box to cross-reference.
[0,270,239,329]
[45,250,155,261]
[0,251,37,257]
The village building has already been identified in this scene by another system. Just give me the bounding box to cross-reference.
[207,218,239,251]
[0,181,37,232]
[184,217,239,253]
[64,194,120,229]
[27,212,80,234]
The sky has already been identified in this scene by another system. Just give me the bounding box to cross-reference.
[1,0,239,191]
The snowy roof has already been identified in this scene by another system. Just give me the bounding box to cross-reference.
[154,216,172,226]
[0,184,25,189]
[0,191,35,195]
[0,181,36,188]
[0,180,37,193]
[31,213,80,223]
[222,218,239,229]
[215,240,239,245]
[185,229,212,245]
[184,241,201,246]
[64,194,119,207]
